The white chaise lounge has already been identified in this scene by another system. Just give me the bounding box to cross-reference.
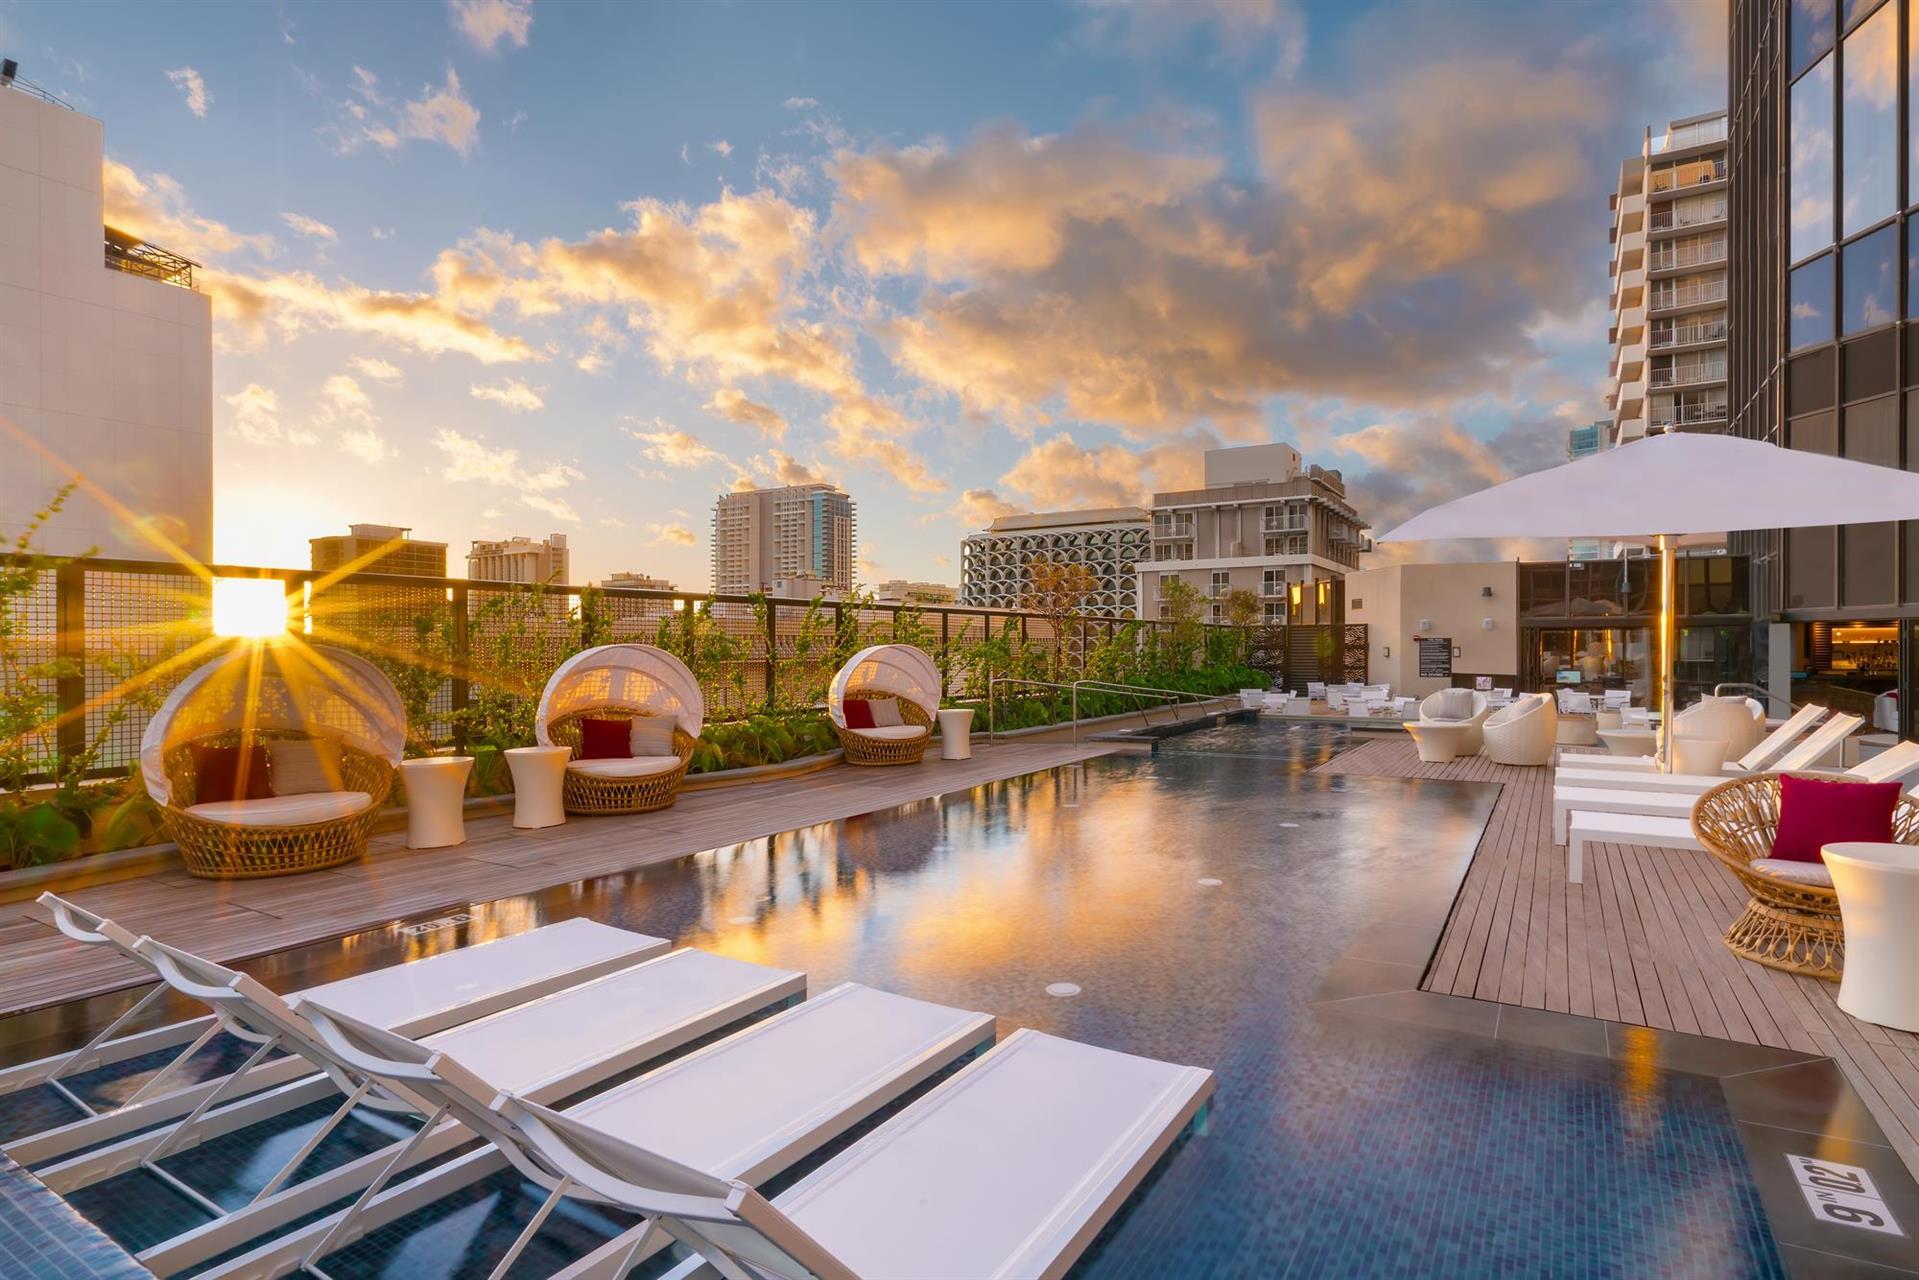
[1564,810,1704,884]
[203,982,998,1280]
[1565,703,1828,774]
[3,895,670,1166]
[1556,717,1889,797]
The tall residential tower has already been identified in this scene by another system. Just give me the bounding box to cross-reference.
[711,483,856,596]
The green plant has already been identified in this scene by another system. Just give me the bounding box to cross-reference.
[689,711,838,773]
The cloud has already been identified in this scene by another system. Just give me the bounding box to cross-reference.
[634,424,723,468]
[451,0,533,52]
[315,373,393,462]
[434,427,583,520]
[997,434,1208,509]
[1074,0,1306,76]
[470,377,545,411]
[708,140,733,157]
[646,522,698,546]
[280,211,338,241]
[348,355,403,381]
[1329,413,1564,546]
[783,97,819,110]
[339,428,392,464]
[732,449,829,490]
[705,387,787,438]
[166,67,210,117]
[334,66,480,157]
[103,158,277,261]
[949,487,1025,527]
[320,373,376,423]
[222,383,317,446]
[206,267,535,361]
[371,225,397,240]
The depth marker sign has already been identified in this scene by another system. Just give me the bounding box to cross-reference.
[1786,1154,1904,1236]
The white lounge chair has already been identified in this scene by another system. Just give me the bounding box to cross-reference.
[1565,810,1702,883]
[1307,681,1327,702]
[520,1029,1213,1280]
[1558,712,1863,792]
[1554,739,1919,804]
[1552,786,1701,844]
[203,982,996,1280]
[39,937,808,1277]
[3,895,669,1165]
[1565,704,1835,775]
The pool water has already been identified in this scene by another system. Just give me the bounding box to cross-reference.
[11,728,1789,1277]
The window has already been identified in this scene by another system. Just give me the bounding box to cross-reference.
[1210,571,1230,598]
[1210,604,1223,621]
[1793,0,1837,76]
[1262,568,1286,597]
[1910,0,1919,205]
[1842,2,1897,234]
[1791,252,1835,350]
[1791,55,1835,261]
[1843,224,1897,334]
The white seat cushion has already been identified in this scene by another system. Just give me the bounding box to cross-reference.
[852,725,927,741]
[185,791,373,827]
[568,755,682,779]
[1750,858,1836,888]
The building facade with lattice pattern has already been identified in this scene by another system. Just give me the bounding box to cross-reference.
[958,508,1149,618]
[710,483,856,595]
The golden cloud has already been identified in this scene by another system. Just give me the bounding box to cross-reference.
[706,387,788,438]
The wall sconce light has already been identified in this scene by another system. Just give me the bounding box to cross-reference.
[1481,585,1494,597]
[1481,618,1495,630]
[1452,645,1462,658]
[1417,618,1432,632]
[1382,645,1391,658]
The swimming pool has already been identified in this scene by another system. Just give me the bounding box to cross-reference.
[4,726,1898,1276]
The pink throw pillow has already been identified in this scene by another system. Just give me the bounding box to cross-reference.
[1770,775,1902,863]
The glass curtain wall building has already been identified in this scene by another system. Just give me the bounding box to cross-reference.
[1732,0,1918,732]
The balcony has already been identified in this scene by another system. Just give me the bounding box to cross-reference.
[1260,518,1306,535]
[103,226,199,290]
[1648,281,1728,315]
[1649,361,1726,388]
[1652,401,1729,429]
[1649,202,1727,234]
[1649,116,1728,154]
[1648,240,1726,274]
[1648,160,1727,197]
[1649,318,1727,350]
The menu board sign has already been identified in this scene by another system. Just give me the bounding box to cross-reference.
[1417,637,1452,679]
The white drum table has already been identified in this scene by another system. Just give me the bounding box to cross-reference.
[1672,736,1728,775]
[398,756,473,849]
[937,708,975,761]
[505,746,571,830]
[1826,842,1919,1031]
[1555,716,1600,747]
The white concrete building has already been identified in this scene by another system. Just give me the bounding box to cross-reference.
[467,532,570,585]
[874,578,956,604]
[1608,111,1728,445]
[0,83,213,559]
[600,571,675,592]
[711,483,856,595]
[959,508,1149,618]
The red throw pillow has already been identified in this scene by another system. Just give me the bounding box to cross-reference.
[191,744,273,804]
[1771,775,1903,863]
[577,717,634,760]
[842,698,876,730]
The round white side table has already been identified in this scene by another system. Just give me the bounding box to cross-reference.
[1555,716,1600,747]
[398,756,473,849]
[1672,736,1728,775]
[937,708,975,760]
[1826,842,1919,1031]
[505,746,571,829]
[1597,727,1657,757]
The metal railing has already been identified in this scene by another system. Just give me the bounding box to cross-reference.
[1649,361,1726,388]
[1650,118,1728,153]
[1650,281,1727,310]
[1649,319,1727,349]
[1650,203,1727,231]
[1648,241,1727,271]
[986,676,1233,743]
[1653,402,1730,427]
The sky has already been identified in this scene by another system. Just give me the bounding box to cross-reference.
[4,0,1724,586]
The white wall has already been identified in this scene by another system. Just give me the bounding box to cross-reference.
[0,88,212,561]
[1347,561,1519,697]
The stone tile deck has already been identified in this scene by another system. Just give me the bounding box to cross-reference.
[1317,735,1919,1178]
[0,739,1114,1016]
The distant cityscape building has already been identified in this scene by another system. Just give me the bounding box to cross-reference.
[0,85,213,559]
[599,571,676,592]
[959,509,1149,618]
[1566,422,1610,561]
[1136,443,1368,625]
[1607,110,1729,446]
[467,533,570,585]
[874,579,957,605]
[310,524,448,577]
[711,483,856,596]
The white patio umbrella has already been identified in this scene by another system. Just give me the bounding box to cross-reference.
[1378,429,1919,770]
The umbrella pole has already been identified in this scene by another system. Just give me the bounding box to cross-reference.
[1658,534,1676,773]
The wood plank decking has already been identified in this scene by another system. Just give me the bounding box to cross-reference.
[0,739,1114,1017]
[1318,736,1919,1175]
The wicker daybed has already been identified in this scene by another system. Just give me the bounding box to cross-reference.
[829,644,940,766]
[535,644,703,815]
[139,643,405,879]
[1691,771,1919,979]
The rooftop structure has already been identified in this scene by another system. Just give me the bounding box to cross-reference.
[873,578,957,604]
[468,532,570,586]
[0,83,212,559]
[599,571,677,592]
[1608,110,1729,445]
[309,524,448,577]
[959,507,1149,617]
[712,483,856,596]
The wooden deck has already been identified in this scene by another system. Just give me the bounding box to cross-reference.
[0,740,1114,1017]
[1318,736,1919,1175]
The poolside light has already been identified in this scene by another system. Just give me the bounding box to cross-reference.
[211,577,290,638]
[1378,430,1919,771]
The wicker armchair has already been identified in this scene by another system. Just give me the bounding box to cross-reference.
[547,709,697,814]
[1691,772,1919,979]
[829,645,940,766]
[162,729,391,878]
[535,644,706,816]
[1481,694,1557,766]
[139,643,407,880]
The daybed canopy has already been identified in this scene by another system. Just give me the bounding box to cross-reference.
[535,644,705,745]
[828,644,941,722]
[139,642,406,806]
